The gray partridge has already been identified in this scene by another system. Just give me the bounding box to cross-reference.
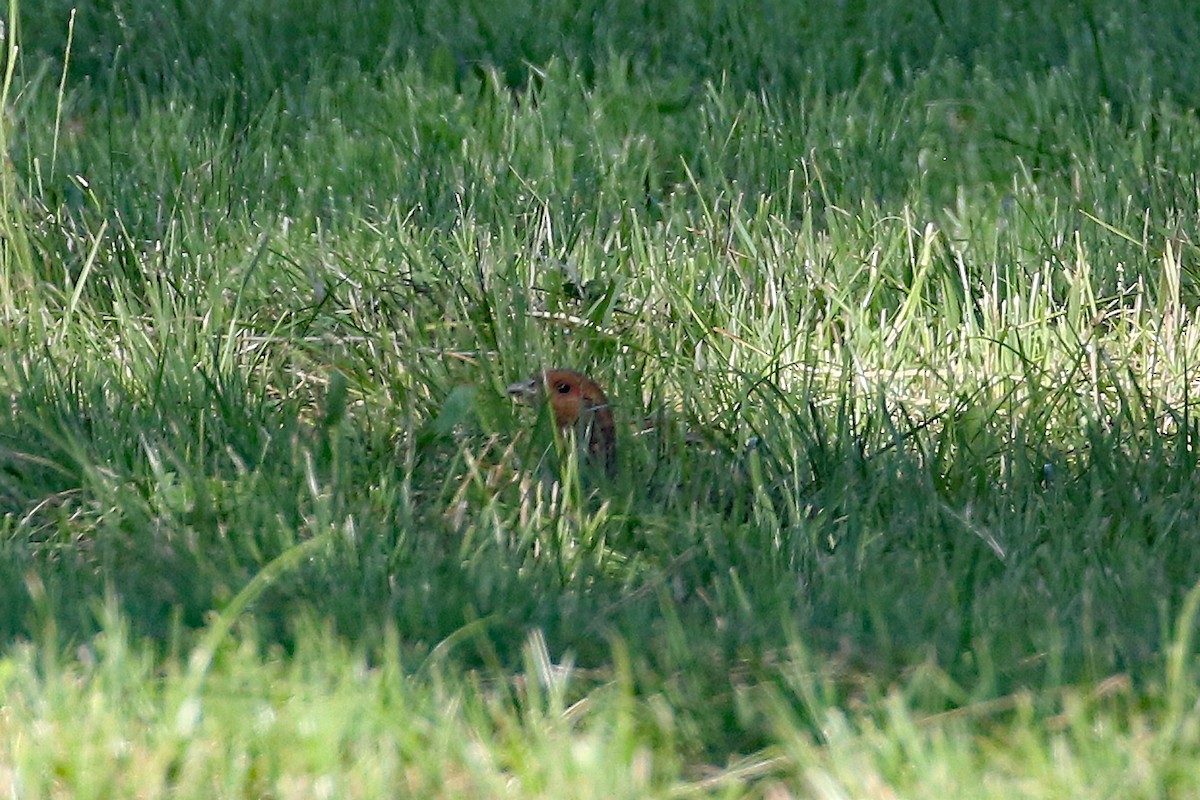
[506,369,617,477]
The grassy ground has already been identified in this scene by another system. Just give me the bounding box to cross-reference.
[4,0,1200,795]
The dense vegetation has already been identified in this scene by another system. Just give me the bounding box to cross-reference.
[3,1,1200,795]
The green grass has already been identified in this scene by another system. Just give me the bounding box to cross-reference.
[3,0,1200,795]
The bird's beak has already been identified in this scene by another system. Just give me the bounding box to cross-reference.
[505,376,541,402]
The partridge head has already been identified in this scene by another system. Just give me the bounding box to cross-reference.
[506,369,617,477]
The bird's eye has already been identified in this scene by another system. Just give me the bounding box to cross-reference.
[555,381,571,394]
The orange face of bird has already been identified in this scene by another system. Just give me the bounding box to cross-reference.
[506,369,617,477]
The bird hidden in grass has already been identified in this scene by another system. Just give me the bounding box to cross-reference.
[506,368,763,512]
[506,368,617,478]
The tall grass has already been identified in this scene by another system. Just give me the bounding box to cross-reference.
[2,0,1200,795]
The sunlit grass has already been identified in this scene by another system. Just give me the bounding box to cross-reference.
[2,0,1200,795]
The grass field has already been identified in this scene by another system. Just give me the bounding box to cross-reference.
[4,0,1200,795]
